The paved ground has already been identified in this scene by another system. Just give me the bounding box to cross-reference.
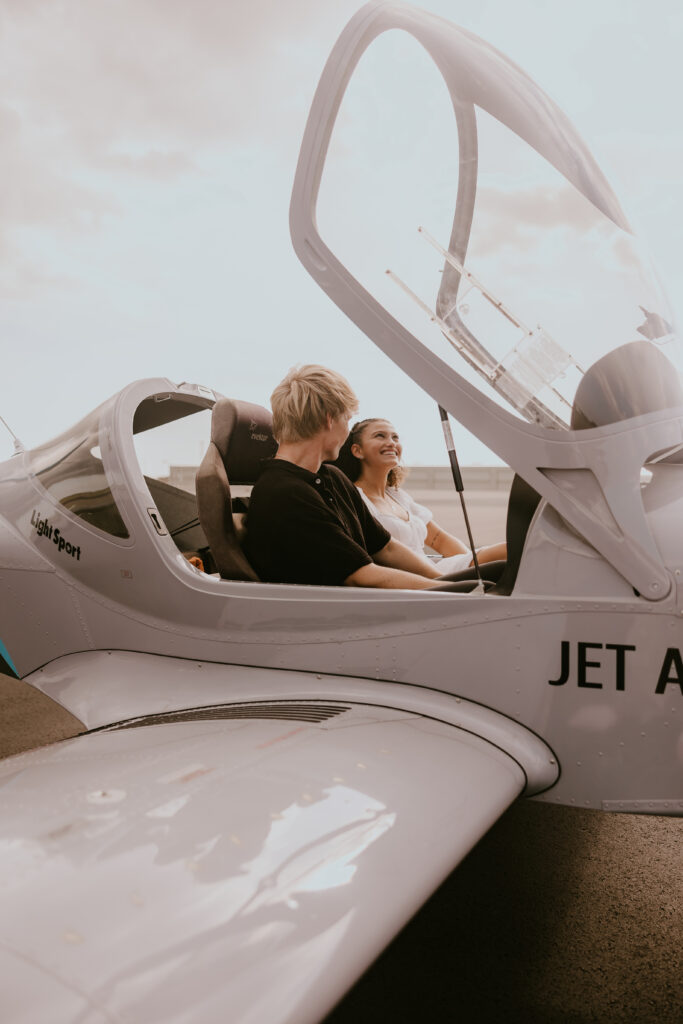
[326,800,682,1023]
[1,481,681,1023]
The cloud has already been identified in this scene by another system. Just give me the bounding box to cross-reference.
[0,0,352,297]
[470,183,607,258]
[0,245,76,299]
[0,100,120,232]
[98,149,196,180]
[0,0,338,153]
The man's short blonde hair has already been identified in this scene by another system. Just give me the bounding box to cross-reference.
[271,365,358,443]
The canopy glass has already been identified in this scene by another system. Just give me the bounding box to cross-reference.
[316,20,682,432]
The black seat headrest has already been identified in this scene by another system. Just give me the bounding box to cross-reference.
[196,398,277,582]
[211,398,277,482]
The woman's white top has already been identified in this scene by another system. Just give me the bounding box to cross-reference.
[357,486,472,574]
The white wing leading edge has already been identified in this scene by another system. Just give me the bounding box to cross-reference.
[0,699,554,1023]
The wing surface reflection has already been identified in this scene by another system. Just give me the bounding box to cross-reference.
[0,704,523,1023]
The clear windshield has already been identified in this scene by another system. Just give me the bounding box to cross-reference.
[28,407,129,539]
[316,22,683,432]
[133,394,213,557]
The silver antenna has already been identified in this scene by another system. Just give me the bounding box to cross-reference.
[0,414,25,455]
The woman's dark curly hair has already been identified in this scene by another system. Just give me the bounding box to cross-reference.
[333,418,406,488]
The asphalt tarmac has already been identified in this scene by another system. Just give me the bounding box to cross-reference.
[325,799,682,1024]
[1,483,680,1023]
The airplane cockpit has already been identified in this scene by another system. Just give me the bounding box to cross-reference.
[24,383,220,574]
[18,380,296,595]
[13,332,682,612]
[21,376,503,594]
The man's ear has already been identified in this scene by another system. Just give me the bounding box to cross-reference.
[325,413,334,431]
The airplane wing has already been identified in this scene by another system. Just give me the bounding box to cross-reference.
[0,700,533,1023]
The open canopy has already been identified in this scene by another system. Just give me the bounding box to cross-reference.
[301,1,681,430]
[291,1,683,600]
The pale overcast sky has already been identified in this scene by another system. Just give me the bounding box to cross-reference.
[1,0,682,466]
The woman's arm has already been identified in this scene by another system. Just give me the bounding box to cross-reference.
[426,521,507,565]
[425,521,468,557]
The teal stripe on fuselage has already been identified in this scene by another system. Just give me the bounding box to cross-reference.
[0,637,18,677]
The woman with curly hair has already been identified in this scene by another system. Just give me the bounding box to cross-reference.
[335,418,506,575]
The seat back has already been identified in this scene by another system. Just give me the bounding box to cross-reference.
[490,474,541,595]
[196,398,277,581]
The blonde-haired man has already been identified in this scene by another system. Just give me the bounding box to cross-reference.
[244,365,441,589]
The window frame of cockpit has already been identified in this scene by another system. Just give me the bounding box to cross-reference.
[113,380,487,600]
[112,380,221,579]
[25,395,136,549]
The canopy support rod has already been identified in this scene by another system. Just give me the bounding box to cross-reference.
[438,406,484,589]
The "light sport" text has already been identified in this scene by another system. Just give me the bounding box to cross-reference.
[31,510,82,561]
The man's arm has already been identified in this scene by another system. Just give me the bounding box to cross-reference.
[344,538,441,589]
[344,562,437,589]
[374,538,441,578]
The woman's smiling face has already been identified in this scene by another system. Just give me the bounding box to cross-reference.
[352,420,402,470]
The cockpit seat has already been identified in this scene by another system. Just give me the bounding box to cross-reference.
[196,399,277,581]
[490,474,541,596]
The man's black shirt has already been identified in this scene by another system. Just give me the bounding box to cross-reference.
[243,459,391,586]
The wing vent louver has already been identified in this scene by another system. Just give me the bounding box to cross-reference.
[97,702,352,733]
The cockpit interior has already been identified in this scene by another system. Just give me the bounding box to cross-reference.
[25,332,683,603]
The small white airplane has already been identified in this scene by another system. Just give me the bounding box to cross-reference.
[1,3,681,1021]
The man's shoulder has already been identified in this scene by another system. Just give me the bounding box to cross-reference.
[250,460,355,504]
[253,459,302,490]
[250,460,320,513]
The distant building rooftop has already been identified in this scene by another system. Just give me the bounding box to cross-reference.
[162,464,513,493]
[404,465,512,492]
